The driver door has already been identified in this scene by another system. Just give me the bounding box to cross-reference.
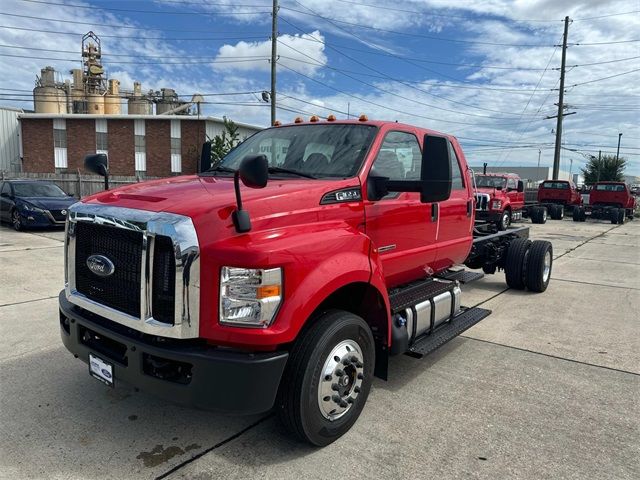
[364,130,438,288]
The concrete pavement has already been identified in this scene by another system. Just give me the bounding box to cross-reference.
[0,217,638,480]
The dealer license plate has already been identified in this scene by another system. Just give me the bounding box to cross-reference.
[89,353,114,387]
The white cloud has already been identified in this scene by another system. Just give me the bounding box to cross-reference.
[214,31,327,74]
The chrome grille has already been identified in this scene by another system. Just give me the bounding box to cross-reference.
[65,203,200,339]
[475,193,490,211]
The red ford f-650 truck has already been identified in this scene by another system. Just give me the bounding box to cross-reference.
[59,118,552,446]
[473,172,532,230]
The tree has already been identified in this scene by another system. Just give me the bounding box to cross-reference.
[206,117,240,167]
[581,154,626,184]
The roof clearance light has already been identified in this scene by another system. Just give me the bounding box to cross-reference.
[327,114,336,121]
[358,114,368,122]
[273,120,282,126]
[310,115,320,122]
[294,117,304,123]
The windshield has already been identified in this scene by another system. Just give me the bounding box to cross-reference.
[13,182,67,197]
[541,181,569,189]
[210,124,378,178]
[475,175,506,188]
[595,184,625,192]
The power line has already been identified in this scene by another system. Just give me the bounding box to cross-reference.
[0,52,273,65]
[571,39,640,45]
[569,68,640,87]
[281,6,558,47]
[573,10,640,20]
[19,0,270,16]
[0,24,267,41]
[0,12,268,34]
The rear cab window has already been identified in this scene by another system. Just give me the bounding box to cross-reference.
[595,184,625,192]
[541,181,569,189]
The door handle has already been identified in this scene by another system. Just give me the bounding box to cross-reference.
[467,199,473,217]
[431,203,439,222]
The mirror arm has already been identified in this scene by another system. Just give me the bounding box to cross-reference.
[232,170,251,233]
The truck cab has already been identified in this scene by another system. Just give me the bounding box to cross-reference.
[537,179,582,208]
[473,173,525,230]
[58,118,552,446]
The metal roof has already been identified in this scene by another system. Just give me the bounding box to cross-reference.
[17,113,262,131]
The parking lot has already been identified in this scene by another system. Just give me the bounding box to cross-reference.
[1,218,638,480]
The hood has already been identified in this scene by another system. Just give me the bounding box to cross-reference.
[475,187,504,196]
[83,174,360,233]
[19,196,77,210]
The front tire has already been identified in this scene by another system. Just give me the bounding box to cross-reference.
[276,310,375,446]
[11,210,23,231]
[497,209,511,231]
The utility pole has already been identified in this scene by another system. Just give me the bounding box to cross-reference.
[597,150,601,182]
[552,16,570,180]
[270,0,279,126]
[616,133,622,161]
[537,149,542,182]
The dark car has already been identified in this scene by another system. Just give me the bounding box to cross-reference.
[0,180,77,231]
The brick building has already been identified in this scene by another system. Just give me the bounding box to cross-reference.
[18,114,261,176]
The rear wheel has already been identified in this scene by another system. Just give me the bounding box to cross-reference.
[482,264,497,275]
[505,237,531,290]
[617,208,625,224]
[276,310,375,446]
[572,207,582,222]
[553,205,564,220]
[525,240,553,292]
[531,207,547,224]
[11,210,22,231]
[610,209,619,224]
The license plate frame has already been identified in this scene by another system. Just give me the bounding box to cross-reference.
[89,353,114,387]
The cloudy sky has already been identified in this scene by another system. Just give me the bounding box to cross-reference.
[1,0,638,175]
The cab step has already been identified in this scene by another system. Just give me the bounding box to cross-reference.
[406,306,491,358]
[389,278,456,314]
[438,269,484,284]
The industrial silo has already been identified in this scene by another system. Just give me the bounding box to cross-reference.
[87,92,105,114]
[33,67,68,114]
[70,68,87,113]
[104,79,121,114]
[127,82,153,115]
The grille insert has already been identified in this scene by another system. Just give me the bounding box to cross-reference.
[75,222,143,318]
[152,235,176,325]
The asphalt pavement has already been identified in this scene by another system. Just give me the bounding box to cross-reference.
[0,217,638,480]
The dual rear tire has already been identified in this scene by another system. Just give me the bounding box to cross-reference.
[530,206,548,224]
[549,204,564,220]
[573,207,587,222]
[505,238,552,292]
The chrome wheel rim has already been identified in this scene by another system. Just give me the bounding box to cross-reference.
[543,251,551,282]
[318,339,364,421]
[12,211,20,229]
[502,212,510,228]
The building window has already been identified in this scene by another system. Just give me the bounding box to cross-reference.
[170,120,181,173]
[134,119,146,173]
[95,119,108,154]
[53,118,67,168]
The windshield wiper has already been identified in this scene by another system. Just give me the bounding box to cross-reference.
[205,165,236,174]
[267,166,317,179]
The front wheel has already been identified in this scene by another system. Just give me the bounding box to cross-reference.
[525,240,553,292]
[11,210,23,231]
[497,209,511,231]
[276,310,375,446]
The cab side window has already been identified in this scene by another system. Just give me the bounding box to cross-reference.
[371,131,421,181]
[1,182,10,196]
[507,178,517,190]
[448,142,465,190]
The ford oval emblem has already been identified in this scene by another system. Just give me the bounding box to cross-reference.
[61,209,67,215]
[86,254,115,277]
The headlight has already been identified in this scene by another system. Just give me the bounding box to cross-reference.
[220,267,282,327]
[491,200,502,210]
[19,203,46,213]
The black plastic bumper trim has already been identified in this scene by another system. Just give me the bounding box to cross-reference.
[59,291,288,414]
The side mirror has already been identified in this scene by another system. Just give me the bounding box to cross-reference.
[420,135,451,203]
[199,141,212,173]
[84,153,109,190]
[239,154,268,189]
[231,155,269,233]
[84,153,108,177]
[517,180,524,193]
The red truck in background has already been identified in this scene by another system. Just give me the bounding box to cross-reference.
[527,179,583,220]
[573,181,636,224]
[59,118,553,446]
[473,173,531,230]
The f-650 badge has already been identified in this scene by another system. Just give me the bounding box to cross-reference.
[86,254,115,277]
